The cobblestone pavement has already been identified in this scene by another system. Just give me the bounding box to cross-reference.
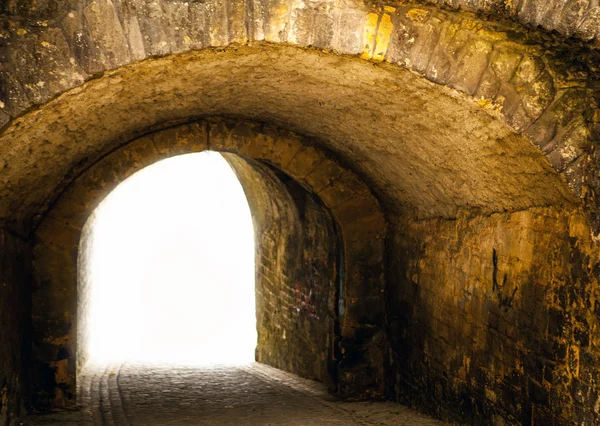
[25,362,449,425]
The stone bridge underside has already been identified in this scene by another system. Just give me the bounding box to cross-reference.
[0,0,600,425]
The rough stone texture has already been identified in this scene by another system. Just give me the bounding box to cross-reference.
[0,44,579,233]
[1,0,599,235]
[0,0,598,234]
[226,154,340,387]
[23,362,448,425]
[76,214,94,377]
[387,206,600,425]
[32,119,386,410]
[26,115,600,426]
[1,0,599,48]
[420,0,600,44]
[0,0,599,424]
[0,229,32,426]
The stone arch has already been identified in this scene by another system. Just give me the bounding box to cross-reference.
[1,0,599,235]
[3,0,600,44]
[1,1,599,423]
[0,45,582,232]
[32,118,386,409]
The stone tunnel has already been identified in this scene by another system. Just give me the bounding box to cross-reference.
[0,0,600,424]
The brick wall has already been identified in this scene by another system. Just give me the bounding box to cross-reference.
[225,154,340,387]
[387,207,600,425]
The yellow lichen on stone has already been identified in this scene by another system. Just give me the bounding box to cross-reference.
[374,12,394,61]
[406,8,430,23]
[476,28,508,42]
[266,2,290,42]
[460,19,483,32]
[478,98,492,108]
[477,97,503,112]
[566,345,580,378]
[361,13,379,60]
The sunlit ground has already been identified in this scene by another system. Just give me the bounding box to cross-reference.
[83,151,256,365]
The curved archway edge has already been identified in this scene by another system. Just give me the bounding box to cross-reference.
[32,118,387,408]
[0,1,598,234]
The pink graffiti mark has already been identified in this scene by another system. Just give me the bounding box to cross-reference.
[294,281,319,319]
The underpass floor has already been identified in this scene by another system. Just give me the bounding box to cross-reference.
[25,362,449,425]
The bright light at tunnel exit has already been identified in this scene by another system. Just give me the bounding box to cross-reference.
[83,151,256,365]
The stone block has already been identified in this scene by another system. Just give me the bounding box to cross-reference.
[287,145,324,180]
[84,0,131,68]
[228,0,248,43]
[267,130,303,169]
[303,157,345,193]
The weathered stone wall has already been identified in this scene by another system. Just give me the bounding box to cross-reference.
[76,213,95,376]
[0,229,31,425]
[420,0,600,44]
[387,207,600,425]
[31,119,386,409]
[0,1,598,424]
[226,155,339,387]
[0,0,597,235]
[32,223,79,409]
[1,0,599,46]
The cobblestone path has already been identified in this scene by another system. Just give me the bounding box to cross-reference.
[25,362,449,425]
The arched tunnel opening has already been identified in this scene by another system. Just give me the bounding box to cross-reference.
[29,118,383,416]
[78,147,345,375]
[21,114,599,426]
[78,151,258,366]
[72,147,346,410]
[0,1,599,423]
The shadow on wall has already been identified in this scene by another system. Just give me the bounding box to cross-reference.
[224,155,342,389]
[387,208,600,425]
[0,230,32,425]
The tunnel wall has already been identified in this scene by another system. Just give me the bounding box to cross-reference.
[31,119,386,410]
[0,1,599,237]
[76,215,95,376]
[0,1,598,424]
[387,206,600,425]
[210,121,388,398]
[226,155,339,386]
[0,229,31,425]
